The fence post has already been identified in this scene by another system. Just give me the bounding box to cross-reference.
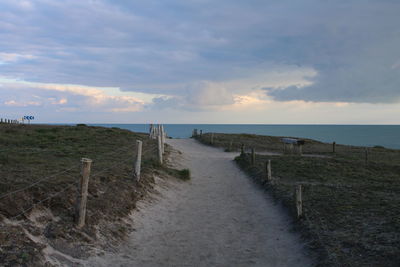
[210,133,214,145]
[160,125,164,154]
[295,184,303,218]
[333,141,336,153]
[76,158,92,229]
[266,160,272,182]
[229,139,233,151]
[158,134,163,164]
[134,140,142,181]
[251,148,255,165]
[241,144,245,156]
[365,147,369,165]
[298,144,303,155]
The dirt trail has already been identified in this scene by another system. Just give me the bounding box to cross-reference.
[85,139,313,267]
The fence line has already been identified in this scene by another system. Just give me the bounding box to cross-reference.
[9,182,76,220]
[0,124,167,229]
[0,143,137,198]
[0,164,79,201]
[0,118,20,124]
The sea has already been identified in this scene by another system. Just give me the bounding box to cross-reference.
[88,124,400,150]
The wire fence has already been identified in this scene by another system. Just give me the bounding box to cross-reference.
[0,124,167,226]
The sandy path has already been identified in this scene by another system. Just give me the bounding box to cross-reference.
[85,139,312,267]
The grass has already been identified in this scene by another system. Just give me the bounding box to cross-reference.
[195,132,400,267]
[162,166,191,181]
[0,123,185,266]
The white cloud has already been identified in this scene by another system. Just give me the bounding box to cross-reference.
[5,100,41,107]
[0,78,148,113]
[0,53,36,63]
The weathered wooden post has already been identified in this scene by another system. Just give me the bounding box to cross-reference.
[210,133,214,145]
[333,141,336,153]
[251,148,255,165]
[134,140,142,181]
[266,160,272,182]
[76,158,92,229]
[158,134,163,164]
[229,139,233,152]
[365,147,369,165]
[162,125,166,153]
[295,184,303,218]
[241,144,245,156]
[159,125,164,154]
[199,130,202,137]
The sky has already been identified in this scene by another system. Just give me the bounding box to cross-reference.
[0,0,399,124]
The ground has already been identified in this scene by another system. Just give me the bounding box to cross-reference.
[196,132,400,267]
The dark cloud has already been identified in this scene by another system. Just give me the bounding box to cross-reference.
[0,0,399,105]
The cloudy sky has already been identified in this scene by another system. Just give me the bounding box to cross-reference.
[1,0,399,123]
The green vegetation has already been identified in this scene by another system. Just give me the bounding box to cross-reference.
[0,124,183,266]
[177,168,191,180]
[161,166,191,181]
[196,132,400,267]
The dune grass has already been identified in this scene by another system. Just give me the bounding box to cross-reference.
[196,132,400,267]
[0,124,175,265]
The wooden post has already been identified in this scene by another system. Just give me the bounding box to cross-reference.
[76,158,92,229]
[251,148,255,165]
[266,160,272,182]
[160,125,164,154]
[229,140,233,151]
[333,141,336,153]
[298,145,303,155]
[241,144,245,156]
[158,134,163,164]
[210,133,214,145]
[365,147,369,165]
[134,140,142,181]
[161,125,166,153]
[200,130,202,137]
[295,185,303,218]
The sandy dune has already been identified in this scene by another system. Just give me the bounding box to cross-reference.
[85,139,312,267]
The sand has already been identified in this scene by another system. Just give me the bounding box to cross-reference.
[85,139,313,267]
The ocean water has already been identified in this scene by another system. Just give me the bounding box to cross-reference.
[89,124,400,150]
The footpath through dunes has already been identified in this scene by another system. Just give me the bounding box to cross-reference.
[86,138,313,267]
